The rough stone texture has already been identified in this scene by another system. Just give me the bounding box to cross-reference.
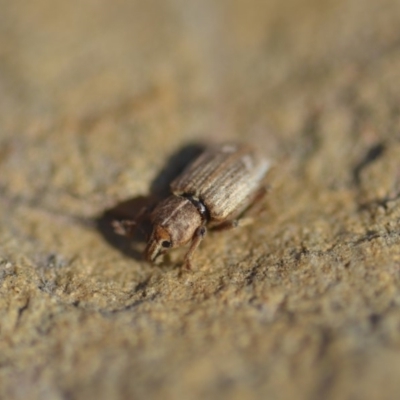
[1,0,400,399]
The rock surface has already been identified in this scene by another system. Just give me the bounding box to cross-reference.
[1,0,400,399]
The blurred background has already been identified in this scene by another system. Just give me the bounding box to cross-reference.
[1,0,400,399]
[1,0,399,204]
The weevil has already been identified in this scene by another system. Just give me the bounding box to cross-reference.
[115,142,271,268]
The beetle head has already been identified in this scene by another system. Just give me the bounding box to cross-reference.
[145,196,202,263]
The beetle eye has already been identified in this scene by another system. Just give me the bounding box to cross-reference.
[161,240,171,248]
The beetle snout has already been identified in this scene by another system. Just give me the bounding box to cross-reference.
[145,239,161,262]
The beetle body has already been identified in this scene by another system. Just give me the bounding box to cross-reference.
[145,142,271,268]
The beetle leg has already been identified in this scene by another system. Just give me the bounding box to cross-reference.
[235,185,270,224]
[112,206,148,238]
[215,215,261,231]
[212,219,239,231]
[112,219,137,238]
[244,185,269,217]
[183,225,207,270]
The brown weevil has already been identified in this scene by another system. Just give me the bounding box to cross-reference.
[115,142,271,268]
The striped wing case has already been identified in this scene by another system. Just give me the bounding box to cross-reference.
[170,143,270,221]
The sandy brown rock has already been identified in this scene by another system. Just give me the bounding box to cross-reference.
[1,0,400,399]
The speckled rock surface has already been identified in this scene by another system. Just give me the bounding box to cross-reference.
[1,1,400,399]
